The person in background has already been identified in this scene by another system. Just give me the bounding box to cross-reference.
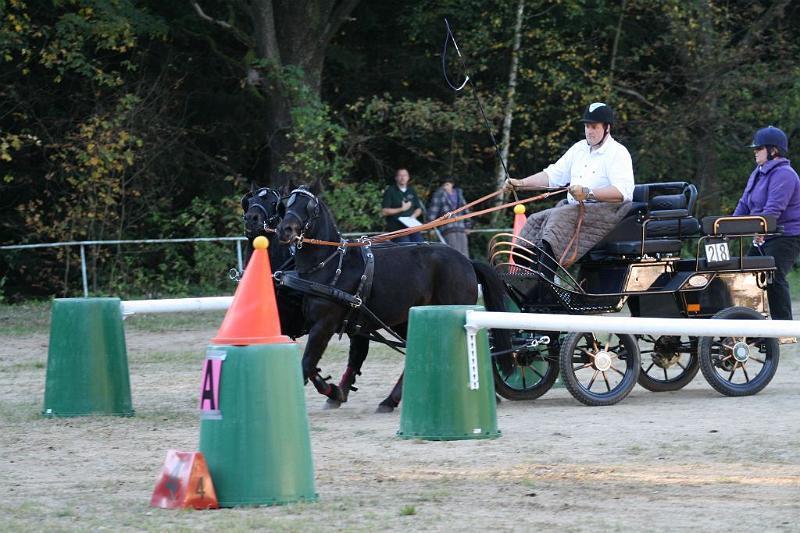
[734,125,800,320]
[381,168,424,243]
[427,176,471,257]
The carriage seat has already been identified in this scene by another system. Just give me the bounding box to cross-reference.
[587,182,700,259]
[701,215,777,236]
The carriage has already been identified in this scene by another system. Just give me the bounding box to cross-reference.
[488,181,782,406]
[241,181,783,410]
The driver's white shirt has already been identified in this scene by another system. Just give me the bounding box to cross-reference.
[544,135,634,203]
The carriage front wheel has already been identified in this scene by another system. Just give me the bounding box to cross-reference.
[491,330,560,401]
[698,307,779,396]
[559,332,640,406]
[636,335,699,392]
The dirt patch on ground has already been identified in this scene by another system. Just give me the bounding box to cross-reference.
[1,318,799,531]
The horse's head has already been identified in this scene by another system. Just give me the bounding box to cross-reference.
[276,187,322,245]
[241,187,282,238]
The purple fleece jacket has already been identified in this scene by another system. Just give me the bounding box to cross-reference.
[733,158,800,237]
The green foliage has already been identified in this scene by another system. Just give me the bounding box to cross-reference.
[4,0,800,300]
[399,505,416,516]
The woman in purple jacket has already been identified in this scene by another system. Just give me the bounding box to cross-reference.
[734,126,800,320]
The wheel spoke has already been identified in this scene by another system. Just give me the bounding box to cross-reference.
[663,367,668,380]
[727,361,738,382]
[575,362,593,371]
[676,361,686,370]
[520,366,528,389]
[529,365,545,380]
[579,348,596,358]
[610,365,625,377]
[749,356,766,364]
[645,362,655,373]
[602,371,611,392]
[741,364,751,383]
[587,370,599,390]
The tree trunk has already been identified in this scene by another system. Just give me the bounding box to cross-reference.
[492,0,525,225]
[195,0,360,187]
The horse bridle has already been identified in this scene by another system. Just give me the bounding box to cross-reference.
[242,188,282,231]
[280,188,321,247]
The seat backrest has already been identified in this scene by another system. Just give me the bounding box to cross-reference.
[585,181,699,260]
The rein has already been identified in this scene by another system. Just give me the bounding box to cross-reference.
[284,187,568,248]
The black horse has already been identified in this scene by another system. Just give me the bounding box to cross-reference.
[276,187,510,412]
[241,186,372,405]
[241,186,306,339]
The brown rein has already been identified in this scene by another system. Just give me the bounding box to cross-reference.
[292,187,569,247]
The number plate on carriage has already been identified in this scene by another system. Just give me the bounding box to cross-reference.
[704,242,731,264]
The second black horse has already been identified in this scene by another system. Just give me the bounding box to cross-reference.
[276,187,510,412]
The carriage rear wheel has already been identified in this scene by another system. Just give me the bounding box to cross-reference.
[698,307,779,396]
[636,335,699,392]
[559,332,640,406]
[491,330,559,401]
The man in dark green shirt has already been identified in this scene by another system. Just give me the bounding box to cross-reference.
[381,168,424,243]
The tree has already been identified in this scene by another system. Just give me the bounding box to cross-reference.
[191,0,360,187]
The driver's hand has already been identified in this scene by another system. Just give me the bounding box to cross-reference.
[568,184,589,201]
[504,178,520,191]
[401,200,412,211]
[753,234,765,246]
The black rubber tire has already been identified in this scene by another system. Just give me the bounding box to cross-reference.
[559,332,640,406]
[636,335,700,392]
[491,330,560,401]
[698,306,779,396]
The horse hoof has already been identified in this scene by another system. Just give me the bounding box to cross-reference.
[324,398,342,409]
[375,404,395,414]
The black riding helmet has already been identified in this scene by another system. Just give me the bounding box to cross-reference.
[579,102,614,125]
[749,125,788,161]
[579,102,614,147]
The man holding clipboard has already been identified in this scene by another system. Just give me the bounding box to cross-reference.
[381,168,424,243]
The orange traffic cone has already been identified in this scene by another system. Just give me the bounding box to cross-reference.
[212,236,290,345]
[509,204,527,265]
[150,450,219,509]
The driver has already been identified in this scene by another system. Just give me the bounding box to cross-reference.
[504,102,635,273]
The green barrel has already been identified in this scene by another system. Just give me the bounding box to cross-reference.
[198,343,316,506]
[398,305,500,441]
[43,298,134,417]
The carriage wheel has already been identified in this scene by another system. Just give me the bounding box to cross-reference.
[559,332,640,406]
[698,307,779,396]
[636,335,699,392]
[490,330,559,401]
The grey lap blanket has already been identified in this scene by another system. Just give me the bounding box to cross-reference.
[518,201,633,266]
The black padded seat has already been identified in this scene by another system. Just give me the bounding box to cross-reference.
[676,256,775,271]
[646,217,701,238]
[605,239,683,255]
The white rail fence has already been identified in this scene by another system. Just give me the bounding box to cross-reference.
[0,229,510,298]
[464,310,800,365]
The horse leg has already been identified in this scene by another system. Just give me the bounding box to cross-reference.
[325,334,369,409]
[376,372,403,413]
[302,322,346,404]
[375,322,407,413]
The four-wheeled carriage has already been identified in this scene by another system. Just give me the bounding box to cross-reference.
[489,181,782,406]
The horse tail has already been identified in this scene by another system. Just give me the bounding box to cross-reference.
[471,261,513,374]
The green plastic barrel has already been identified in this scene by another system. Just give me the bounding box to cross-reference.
[398,305,500,441]
[198,342,317,506]
[43,298,134,417]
